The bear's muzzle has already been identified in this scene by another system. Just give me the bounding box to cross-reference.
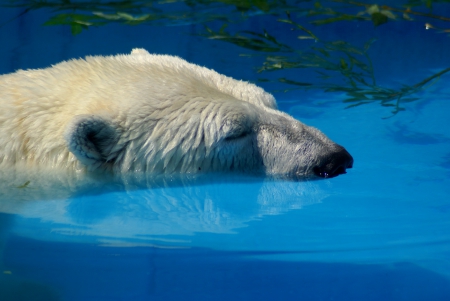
[313,146,354,178]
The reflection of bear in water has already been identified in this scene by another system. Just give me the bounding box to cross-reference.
[0,172,328,241]
[0,49,352,178]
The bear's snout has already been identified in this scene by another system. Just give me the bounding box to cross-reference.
[313,146,353,178]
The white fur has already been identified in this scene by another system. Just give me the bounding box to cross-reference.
[0,49,339,177]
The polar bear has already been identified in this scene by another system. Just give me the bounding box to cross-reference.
[0,49,353,178]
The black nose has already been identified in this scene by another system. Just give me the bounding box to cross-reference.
[313,147,353,178]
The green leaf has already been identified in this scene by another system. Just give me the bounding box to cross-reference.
[17,181,30,189]
[278,78,313,86]
[363,38,377,52]
[43,14,70,26]
[380,10,396,20]
[204,25,214,34]
[348,55,371,73]
[371,12,389,26]
[74,20,93,26]
[400,97,420,103]
[71,23,84,35]
[347,92,369,99]
[265,55,290,62]
[366,4,380,15]
[116,12,135,21]
[278,19,319,41]
[263,29,279,45]
[298,36,316,40]
[343,97,367,103]
[310,14,365,26]
[315,70,332,79]
[345,102,372,109]
[231,0,252,11]
[324,86,355,93]
[340,58,348,70]
[392,107,406,114]
[219,23,228,34]
[324,41,363,55]
[92,11,121,20]
[252,0,270,12]
[312,47,330,57]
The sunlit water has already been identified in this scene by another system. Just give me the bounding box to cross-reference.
[1,2,450,301]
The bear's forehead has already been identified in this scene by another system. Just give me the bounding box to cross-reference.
[112,52,277,110]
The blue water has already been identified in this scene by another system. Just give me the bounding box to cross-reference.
[1,2,450,300]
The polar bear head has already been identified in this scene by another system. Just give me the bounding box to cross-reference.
[0,49,352,178]
[62,49,353,179]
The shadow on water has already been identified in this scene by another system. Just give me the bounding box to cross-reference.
[2,235,450,301]
[387,122,450,145]
[440,153,450,170]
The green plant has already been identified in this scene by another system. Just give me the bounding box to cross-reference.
[3,0,450,116]
[201,16,450,117]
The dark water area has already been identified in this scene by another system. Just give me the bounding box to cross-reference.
[2,234,450,301]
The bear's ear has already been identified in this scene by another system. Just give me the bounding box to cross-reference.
[64,115,121,169]
[130,48,150,56]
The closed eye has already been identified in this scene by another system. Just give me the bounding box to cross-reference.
[225,130,251,141]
